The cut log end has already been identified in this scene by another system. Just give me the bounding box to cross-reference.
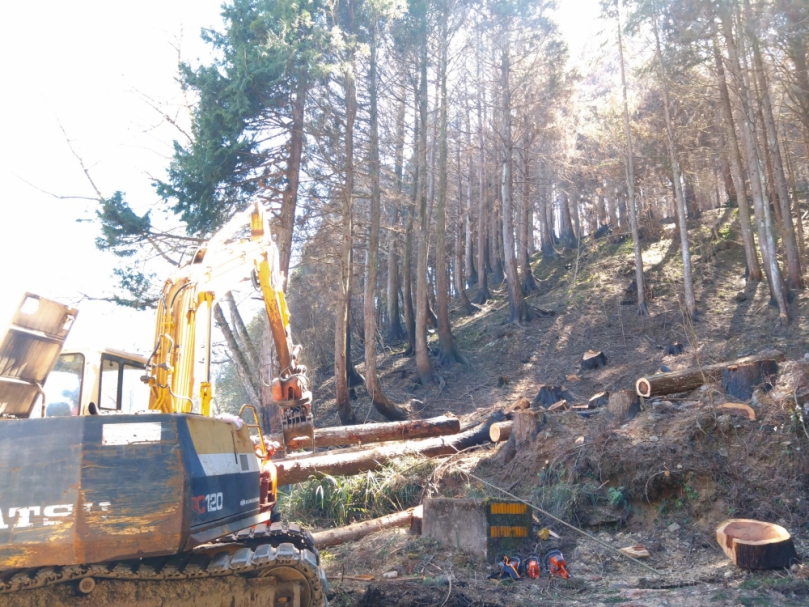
[489,421,513,443]
[636,378,652,398]
[581,350,608,370]
[716,519,798,569]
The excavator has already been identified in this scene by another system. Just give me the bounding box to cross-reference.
[0,204,326,606]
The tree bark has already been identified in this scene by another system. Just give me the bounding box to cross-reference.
[473,46,491,305]
[745,0,803,289]
[651,5,695,319]
[455,132,478,315]
[277,75,308,280]
[312,507,421,548]
[272,415,461,450]
[365,26,408,421]
[259,316,281,434]
[499,41,534,325]
[335,28,358,424]
[275,414,503,485]
[213,302,259,405]
[520,140,538,292]
[435,10,465,364]
[386,81,407,343]
[716,519,798,570]
[713,37,762,281]
[719,6,790,323]
[415,11,435,385]
[225,291,259,373]
[635,349,784,398]
[618,4,649,316]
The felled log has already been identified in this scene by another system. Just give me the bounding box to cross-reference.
[276,412,504,485]
[721,361,779,400]
[716,519,798,569]
[664,342,684,356]
[273,415,461,450]
[607,390,640,423]
[489,421,513,443]
[533,385,573,407]
[312,506,423,548]
[589,391,610,408]
[581,350,608,370]
[718,402,756,421]
[635,350,784,398]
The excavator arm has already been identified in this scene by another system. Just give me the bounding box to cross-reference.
[144,203,313,449]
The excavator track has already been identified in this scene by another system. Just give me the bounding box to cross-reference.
[0,523,328,607]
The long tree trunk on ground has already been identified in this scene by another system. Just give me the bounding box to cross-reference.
[435,10,465,364]
[335,44,359,424]
[386,82,407,342]
[499,41,534,325]
[415,14,435,385]
[652,7,696,319]
[278,76,308,279]
[713,37,762,281]
[473,46,491,305]
[618,5,648,316]
[365,26,408,421]
[720,5,790,323]
[745,0,803,289]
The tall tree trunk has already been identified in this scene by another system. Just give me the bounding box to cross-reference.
[435,8,465,364]
[456,117,479,314]
[259,316,280,433]
[386,81,407,342]
[745,0,803,289]
[473,46,491,304]
[714,36,762,281]
[491,199,505,284]
[214,302,259,406]
[538,162,557,259]
[365,25,408,420]
[225,291,259,373]
[415,14,435,385]
[618,4,649,316]
[720,4,790,323]
[403,88,419,356]
[559,191,576,248]
[278,76,308,279]
[652,5,695,319]
[335,39,359,423]
[499,41,534,325]
[520,140,538,292]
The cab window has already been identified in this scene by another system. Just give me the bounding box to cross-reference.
[98,356,150,413]
[43,353,84,417]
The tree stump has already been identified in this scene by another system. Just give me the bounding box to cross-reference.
[533,385,573,407]
[607,390,640,423]
[664,342,684,356]
[589,391,610,408]
[581,350,608,370]
[498,409,546,464]
[716,519,798,569]
[721,361,779,400]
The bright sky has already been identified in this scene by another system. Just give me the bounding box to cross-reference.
[0,0,602,354]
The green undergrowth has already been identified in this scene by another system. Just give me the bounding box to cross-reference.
[277,456,438,527]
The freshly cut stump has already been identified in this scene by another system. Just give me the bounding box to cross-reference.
[721,361,779,400]
[716,519,798,569]
[581,350,608,370]
[607,390,640,423]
